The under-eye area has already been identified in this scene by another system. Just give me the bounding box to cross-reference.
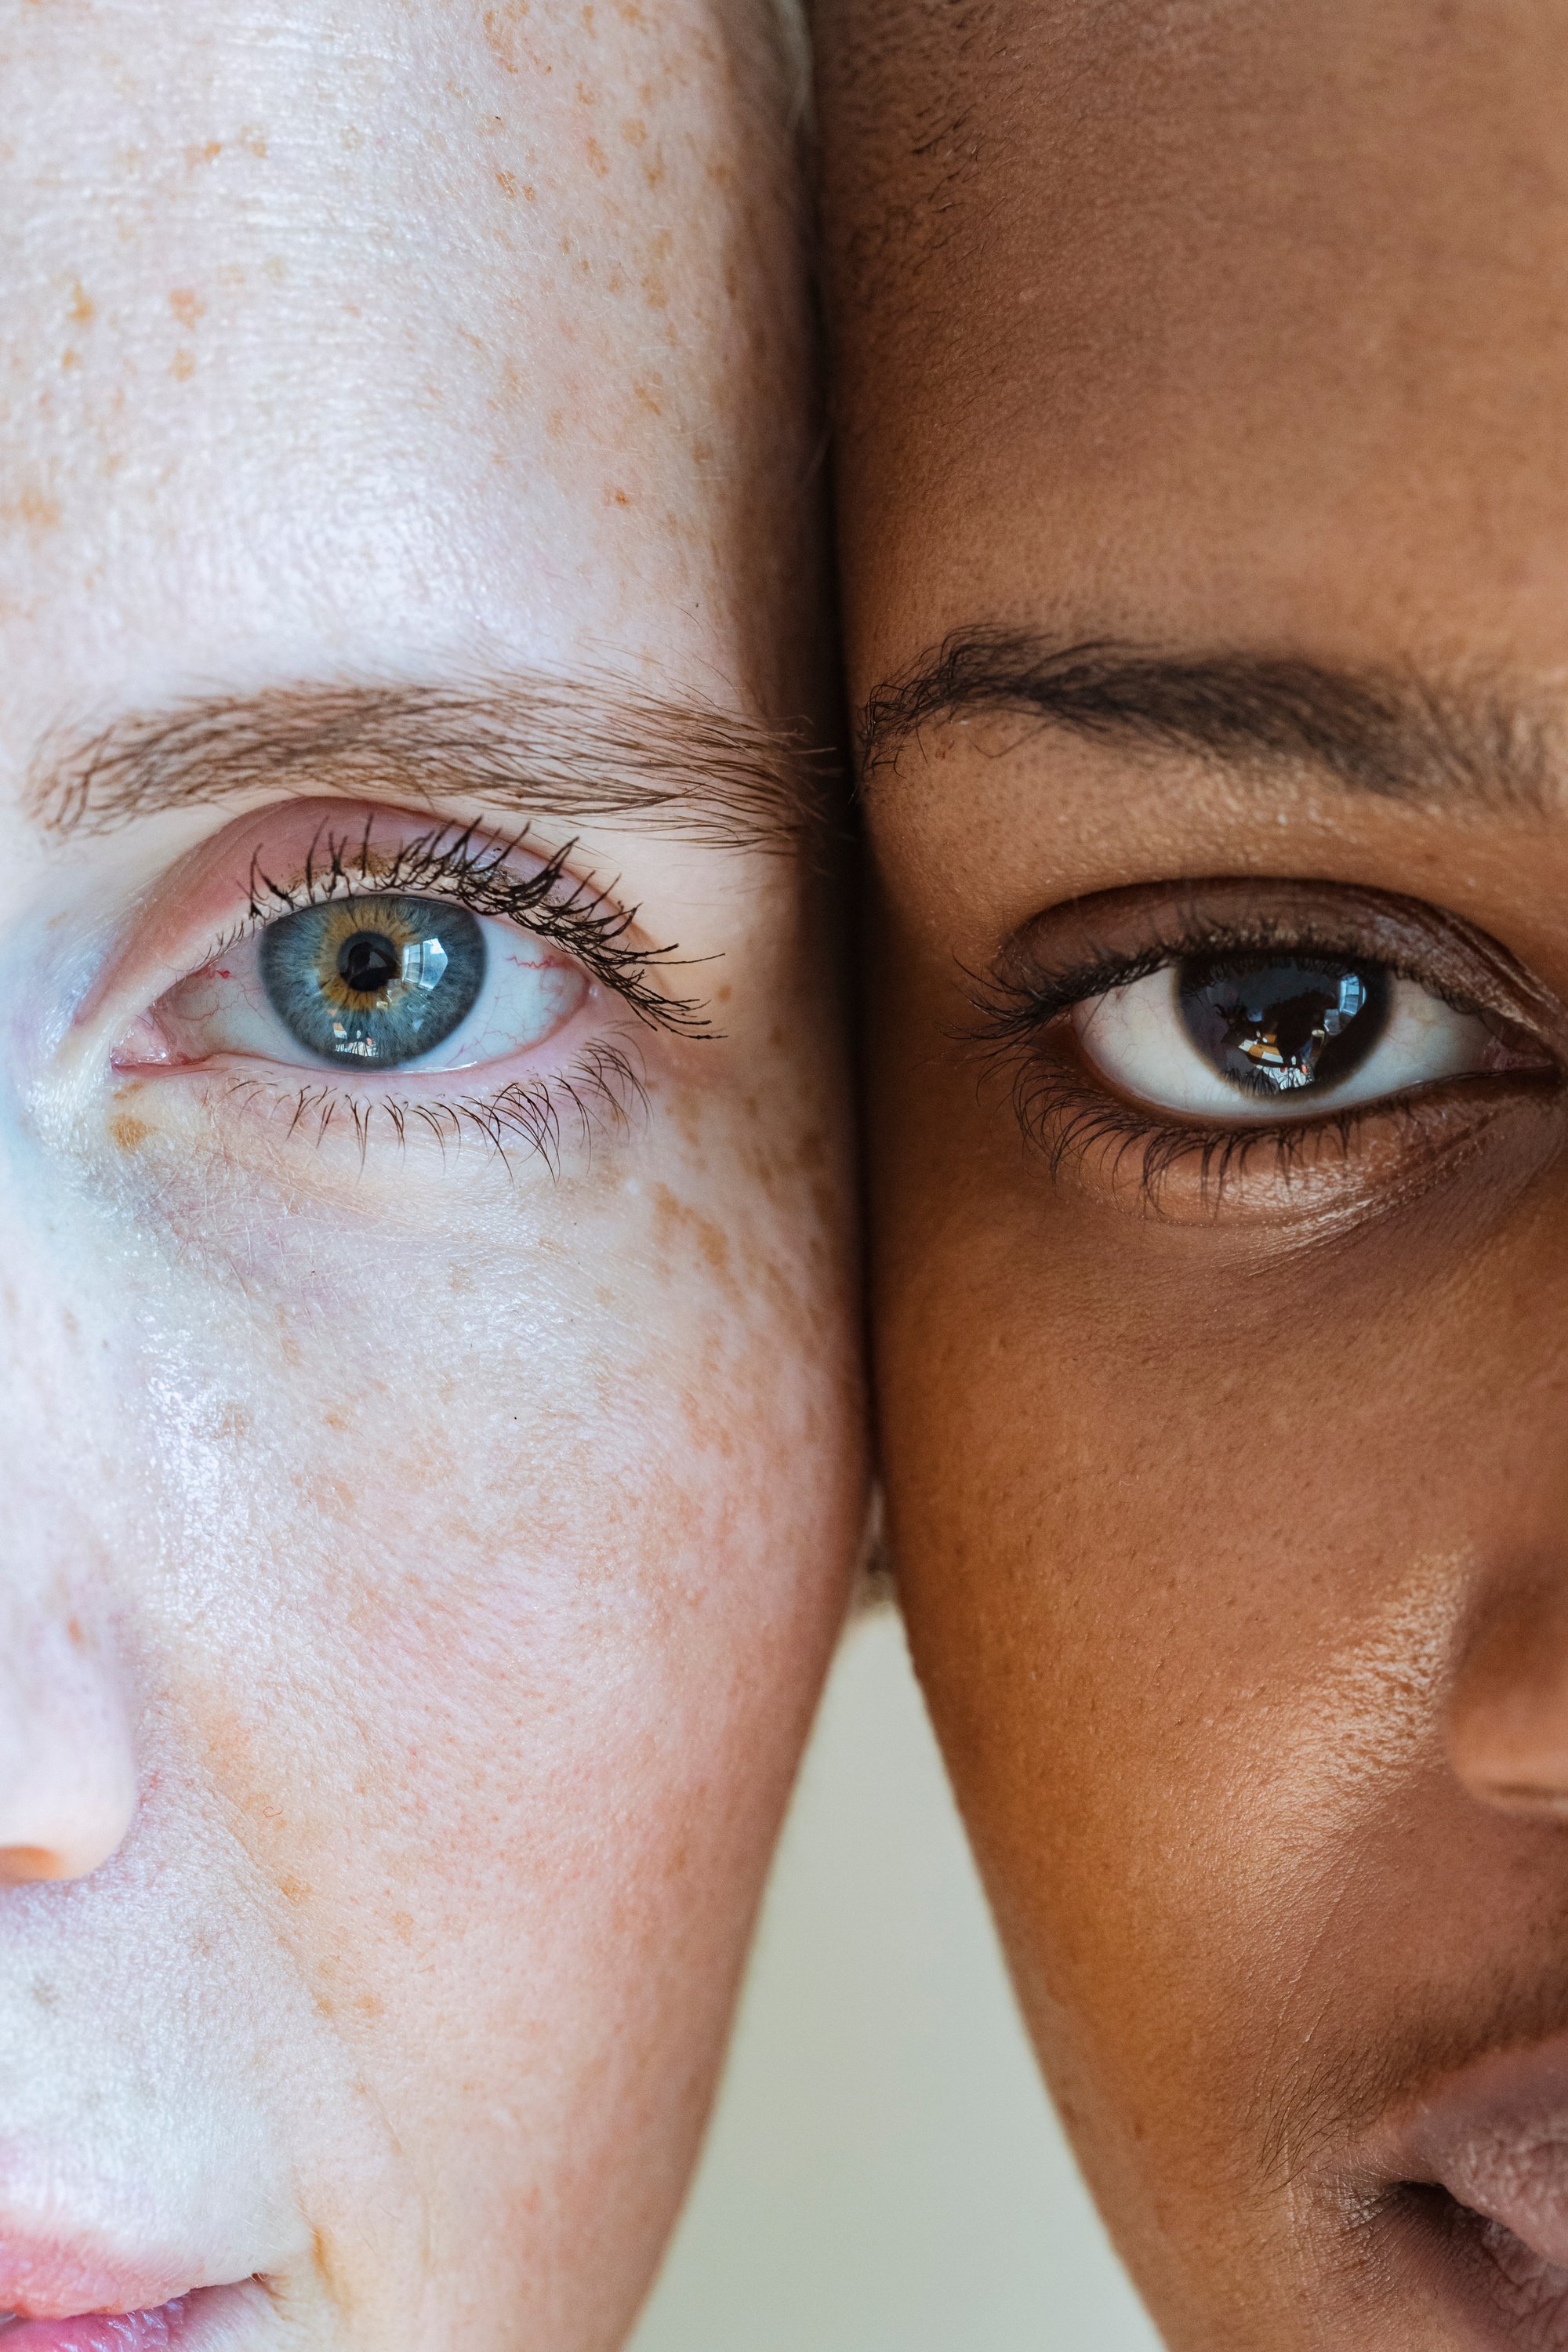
[100,805,708,1172]
[970,877,1564,1214]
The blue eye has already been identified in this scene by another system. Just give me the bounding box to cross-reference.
[140,888,590,1080]
[258,895,485,1069]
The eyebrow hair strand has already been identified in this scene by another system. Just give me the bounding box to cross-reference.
[859,626,1552,810]
[32,670,829,851]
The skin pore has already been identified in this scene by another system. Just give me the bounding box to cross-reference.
[0,5,862,2350]
[818,2,1568,2347]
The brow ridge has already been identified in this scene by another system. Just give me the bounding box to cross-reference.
[858,626,1553,810]
[32,671,828,849]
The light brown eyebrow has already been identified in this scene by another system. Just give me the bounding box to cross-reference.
[31,670,829,850]
[859,626,1555,811]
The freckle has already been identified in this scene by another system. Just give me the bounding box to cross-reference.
[183,139,223,169]
[495,168,517,197]
[60,348,78,370]
[263,256,287,284]
[169,348,194,381]
[67,282,93,325]
[357,1991,384,2018]
[240,125,267,158]
[10,487,61,532]
[109,1113,151,1152]
[392,1911,414,1944]
[278,1875,310,1905]
[522,183,536,200]
[545,408,565,440]
[605,485,631,506]
[621,117,646,146]
[31,1981,58,2012]
[168,287,205,328]
[632,381,661,413]
[585,134,608,175]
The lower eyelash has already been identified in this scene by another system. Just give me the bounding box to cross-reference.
[1007,1056,1374,1205]
[223,1039,647,1178]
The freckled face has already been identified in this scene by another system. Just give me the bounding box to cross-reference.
[821,2,1568,2347]
[0,7,860,2351]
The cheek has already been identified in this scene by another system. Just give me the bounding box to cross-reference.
[119,1194,830,1958]
[883,1163,1568,2142]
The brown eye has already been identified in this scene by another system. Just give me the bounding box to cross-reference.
[1177,956,1391,1099]
[1073,956,1515,1123]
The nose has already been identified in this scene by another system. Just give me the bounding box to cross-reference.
[1447,1577,1568,1818]
[0,1606,138,1882]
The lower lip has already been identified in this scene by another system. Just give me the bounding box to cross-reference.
[0,2283,259,2349]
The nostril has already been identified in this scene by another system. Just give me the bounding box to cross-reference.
[0,1847,70,1886]
[0,1618,139,1885]
[1446,1578,1568,1817]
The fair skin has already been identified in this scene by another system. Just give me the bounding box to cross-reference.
[821,0,1568,2346]
[0,5,861,2350]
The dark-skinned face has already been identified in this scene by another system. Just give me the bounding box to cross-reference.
[819,3,1568,2344]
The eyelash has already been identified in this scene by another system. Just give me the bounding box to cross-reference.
[160,817,705,1173]
[241,816,706,1035]
[968,913,1546,1204]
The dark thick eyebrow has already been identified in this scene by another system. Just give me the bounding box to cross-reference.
[31,671,826,848]
[859,626,1553,810]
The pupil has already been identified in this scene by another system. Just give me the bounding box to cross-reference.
[1178,955,1390,1096]
[338,931,401,996]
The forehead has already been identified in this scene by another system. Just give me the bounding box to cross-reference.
[0,2,799,730]
[822,0,1568,680]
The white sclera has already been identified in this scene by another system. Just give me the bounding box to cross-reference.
[151,912,588,1076]
[1073,964,1501,1122]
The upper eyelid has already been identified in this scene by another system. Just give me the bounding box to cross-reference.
[987,884,1561,1044]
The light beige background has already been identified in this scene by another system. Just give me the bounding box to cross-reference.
[631,1605,1161,2352]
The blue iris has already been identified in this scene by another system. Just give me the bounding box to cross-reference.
[259,895,487,1067]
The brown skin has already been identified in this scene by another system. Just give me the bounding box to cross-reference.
[818,2,1568,2346]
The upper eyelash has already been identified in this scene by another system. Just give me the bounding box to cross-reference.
[970,909,1491,1047]
[234,815,710,1037]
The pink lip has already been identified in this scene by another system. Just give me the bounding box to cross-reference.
[1389,2031,1568,2270]
[0,2290,228,2347]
